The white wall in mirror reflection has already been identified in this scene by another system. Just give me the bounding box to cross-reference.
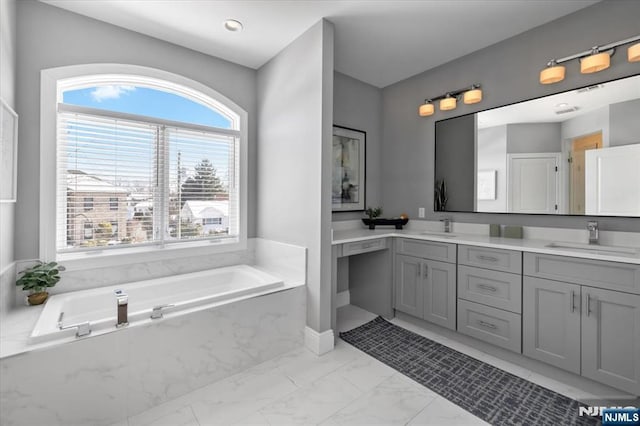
[473,75,640,217]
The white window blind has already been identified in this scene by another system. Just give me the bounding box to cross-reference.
[57,106,239,254]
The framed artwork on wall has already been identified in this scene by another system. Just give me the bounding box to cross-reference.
[1,98,18,203]
[477,169,497,201]
[332,125,366,212]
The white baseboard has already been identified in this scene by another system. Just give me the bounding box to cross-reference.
[304,326,335,355]
[336,290,350,308]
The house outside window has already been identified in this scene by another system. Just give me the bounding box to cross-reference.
[45,69,245,261]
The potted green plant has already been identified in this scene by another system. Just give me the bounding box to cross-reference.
[364,206,383,229]
[16,261,63,305]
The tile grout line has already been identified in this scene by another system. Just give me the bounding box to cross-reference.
[403,395,440,426]
[188,404,201,426]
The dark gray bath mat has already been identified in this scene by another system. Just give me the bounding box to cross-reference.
[339,316,600,426]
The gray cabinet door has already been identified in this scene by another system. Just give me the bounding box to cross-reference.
[394,255,424,318]
[581,287,640,395]
[424,259,456,330]
[523,277,581,374]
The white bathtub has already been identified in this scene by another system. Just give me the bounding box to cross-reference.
[30,264,284,344]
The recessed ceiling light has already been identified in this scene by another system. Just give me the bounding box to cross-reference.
[555,103,569,108]
[224,19,243,32]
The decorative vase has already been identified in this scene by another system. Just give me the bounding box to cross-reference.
[27,291,48,306]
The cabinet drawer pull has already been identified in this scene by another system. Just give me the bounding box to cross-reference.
[361,242,376,249]
[417,264,421,278]
[587,293,592,317]
[477,283,497,292]
[424,264,429,278]
[477,320,497,330]
[476,255,499,262]
[570,290,576,313]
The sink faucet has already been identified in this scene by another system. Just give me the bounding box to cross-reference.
[115,289,129,327]
[440,217,452,233]
[587,221,599,245]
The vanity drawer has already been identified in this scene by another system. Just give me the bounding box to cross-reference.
[342,238,387,256]
[458,245,522,274]
[524,253,640,294]
[457,299,522,353]
[458,265,522,313]
[396,238,456,263]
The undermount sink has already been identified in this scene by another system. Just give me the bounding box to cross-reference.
[546,241,638,255]
[420,232,458,238]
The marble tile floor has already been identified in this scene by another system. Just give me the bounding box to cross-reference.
[111,305,631,426]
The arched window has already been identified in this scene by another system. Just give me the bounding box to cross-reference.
[41,65,246,261]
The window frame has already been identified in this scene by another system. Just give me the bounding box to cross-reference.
[40,64,248,271]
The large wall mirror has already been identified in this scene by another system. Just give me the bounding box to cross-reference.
[435,74,640,217]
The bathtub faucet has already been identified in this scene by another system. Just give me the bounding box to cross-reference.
[115,289,129,328]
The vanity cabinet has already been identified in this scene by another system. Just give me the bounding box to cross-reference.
[581,286,640,395]
[457,245,523,353]
[394,240,457,330]
[523,277,581,374]
[395,255,424,318]
[523,253,640,395]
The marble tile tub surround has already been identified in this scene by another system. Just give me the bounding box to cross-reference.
[5,237,305,312]
[0,238,306,358]
[0,284,306,426]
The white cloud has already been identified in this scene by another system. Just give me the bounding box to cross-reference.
[90,85,136,102]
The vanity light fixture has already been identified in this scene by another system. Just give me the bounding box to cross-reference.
[440,95,456,111]
[629,42,640,62]
[580,48,610,74]
[540,61,566,85]
[223,19,243,32]
[418,84,482,117]
[418,102,435,117]
[539,34,640,84]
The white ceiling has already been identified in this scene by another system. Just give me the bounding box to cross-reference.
[42,0,599,88]
[477,75,640,129]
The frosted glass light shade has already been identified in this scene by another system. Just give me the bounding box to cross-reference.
[419,103,434,116]
[539,65,565,84]
[440,97,456,111]
[581,52,610,74]
[629,43,640,62]
[463,88,482,104]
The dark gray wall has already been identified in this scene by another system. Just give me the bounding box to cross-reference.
[610,99,640,147]
[332,71,382,221]
[381,0,640,231]
[15,0,258,259]
[435,115,476,211]
[507,123,561,153]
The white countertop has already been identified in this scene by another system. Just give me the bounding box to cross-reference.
[332,227,640,264]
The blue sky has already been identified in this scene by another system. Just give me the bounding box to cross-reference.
[62,85,232,188]
[63,85,232,129]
